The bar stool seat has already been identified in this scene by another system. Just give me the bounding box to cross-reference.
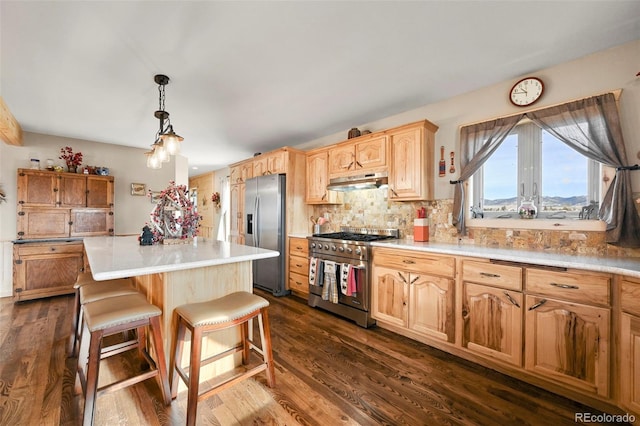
[76,292,171,426]
[71,276,138,357]
[169,291,275,426]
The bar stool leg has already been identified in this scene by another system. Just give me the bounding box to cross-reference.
[149,315,172,405]
[169,312,187,400]
[259,307,276,387]
[187,326,203,426]
[83,329,104,426]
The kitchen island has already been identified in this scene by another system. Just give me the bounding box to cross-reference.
[83,235,279,383]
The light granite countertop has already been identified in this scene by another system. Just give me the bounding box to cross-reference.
[371,239,640,279]
[84,235,279,281]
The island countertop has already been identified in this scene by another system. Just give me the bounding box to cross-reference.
[84,235,279,280]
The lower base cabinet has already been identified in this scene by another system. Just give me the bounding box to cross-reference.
[524,295,610,397]
[13,241,84,301]
[462,282,523,366]
[621,313,640,414]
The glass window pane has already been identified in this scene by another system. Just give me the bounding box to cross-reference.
[541,130,588,213]
[483,134,518,213]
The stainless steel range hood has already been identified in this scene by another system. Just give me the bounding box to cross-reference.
[327,172,388,192]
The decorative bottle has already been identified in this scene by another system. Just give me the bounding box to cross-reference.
[518,197,537,219]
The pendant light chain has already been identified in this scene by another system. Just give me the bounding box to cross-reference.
[146,74,183,169]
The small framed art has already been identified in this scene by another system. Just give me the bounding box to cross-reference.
[131,183,146,196]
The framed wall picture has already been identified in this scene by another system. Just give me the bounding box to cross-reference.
[150,191,162,204]
[131,183,146,196]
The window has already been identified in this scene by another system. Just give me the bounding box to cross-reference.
[472,121,601,220]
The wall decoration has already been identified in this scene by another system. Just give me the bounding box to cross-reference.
[148,181,201,244]
[131,183,146,196]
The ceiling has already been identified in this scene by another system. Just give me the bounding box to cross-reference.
[2,1,639,175]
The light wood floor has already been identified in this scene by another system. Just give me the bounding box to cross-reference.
[0,290,620,425]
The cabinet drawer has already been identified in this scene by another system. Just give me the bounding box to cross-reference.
[621,277,640,316]
[289,255,309,276]
[373,248,454,277]
[15,241,83,256]
[289,237,309,257]
[462,260,522,291]
[289,271,309,294]
[526,268,610,306]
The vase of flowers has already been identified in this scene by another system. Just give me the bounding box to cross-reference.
[59,146,83,173]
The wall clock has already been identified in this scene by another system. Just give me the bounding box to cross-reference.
[509,77,544,107]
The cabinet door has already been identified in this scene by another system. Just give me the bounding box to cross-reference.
[525,295,609,397]
[86,176,114,208]
[253,157,268,176]
[268,150,287,174]
[410,274,454,342]
[17,169,58,206]
[70,208,114,236]
[462,282,523,366]
[16,207,71,239]
[239,162,254,182]
[306,150,330,203]
[389,126,434,200]
[229,165,241,184]
[621,313,640,414]
[371,266,409,327]
[328,144,355,177]
[59,174,87,207]
[230,184,240,238]
[13,242,83,301]
[355,136,386,171]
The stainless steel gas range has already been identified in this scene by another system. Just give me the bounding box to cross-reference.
[307,227,399,328]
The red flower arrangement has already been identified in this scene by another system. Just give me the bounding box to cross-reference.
[211,192,221,208]
[59,146,83,167]
[148,181,201,243]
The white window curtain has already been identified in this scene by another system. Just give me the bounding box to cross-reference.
[216,176,230,242]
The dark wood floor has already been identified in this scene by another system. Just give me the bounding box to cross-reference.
[0,290,618,425]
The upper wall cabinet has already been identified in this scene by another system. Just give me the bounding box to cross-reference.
[17,169,114,208]
[388,120,438,201]
[254,150,287,176]
[328,135,387,178]
[305,148,342,205]
[16,169,115,240]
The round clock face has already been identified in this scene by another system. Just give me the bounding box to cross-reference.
[509,77,544,107]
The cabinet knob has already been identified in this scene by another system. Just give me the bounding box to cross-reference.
[18,211,25,216]
[50,247,56,251]
[18,200,24,204]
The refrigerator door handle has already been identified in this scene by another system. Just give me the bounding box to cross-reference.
[254,195,260,247]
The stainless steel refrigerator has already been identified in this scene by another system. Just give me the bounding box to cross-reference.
[245,174,288,296]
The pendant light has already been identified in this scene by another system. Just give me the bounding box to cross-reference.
[146,74,184,168]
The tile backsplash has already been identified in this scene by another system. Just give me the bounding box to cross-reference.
[311,187,640,258]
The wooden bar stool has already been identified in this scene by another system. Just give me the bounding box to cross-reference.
[169,291,275,426]
[71,274,138,357]
[75,292,171,426]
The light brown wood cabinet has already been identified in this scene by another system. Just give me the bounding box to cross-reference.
[254,150,287,176]
[288,237,309,296]
[388,121,437,201]
[524,268,611,397]
[620,276,640,416]
[524,295,610,397]
[229,182,245,244]
[461,260,523,366]
[305,148,342,204]
[16,169,115,240]
[328,135,387,178]
[372,248,455,342]
[13,240,84,301]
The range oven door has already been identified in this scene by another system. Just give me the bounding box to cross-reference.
[308,252,369,312]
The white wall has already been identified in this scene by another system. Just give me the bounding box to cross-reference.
[296,40,640,199]
[0,132,178,296]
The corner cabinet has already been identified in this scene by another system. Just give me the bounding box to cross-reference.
[388,120,438,201]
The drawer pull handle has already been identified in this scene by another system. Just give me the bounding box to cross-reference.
[480,272,501,278]
[397,272,408,283]
[402,260,416,264]
[550,282,579,290]
[410,276,420,285]
[528,299,547,311]
[503,291,520,308]
[295,264,303,268]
